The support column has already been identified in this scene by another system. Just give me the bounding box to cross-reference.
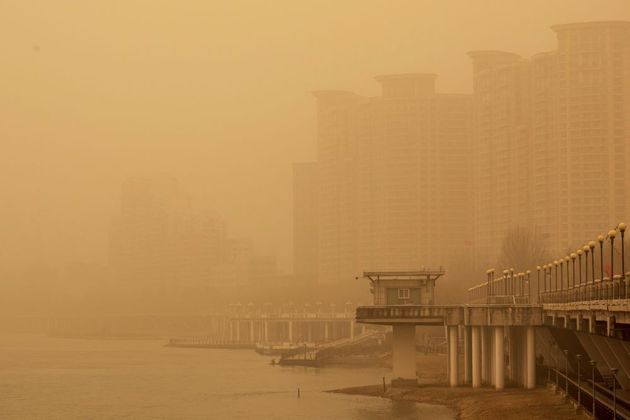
[307,322,312,342]
[288,321,293,343]
[508,327,517,383]
[250,320,255,344]
[324,322,329,341]
[494,326,505,390]
[472,326,482,388]
[464,326,472,384]
[392,324,417,386]
[350,320,355,339]
[448,325,459,387]
[526,326,536,389]
[264,321,268,342]
[481,326,494,385]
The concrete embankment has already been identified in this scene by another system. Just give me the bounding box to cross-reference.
[329,355,587,420]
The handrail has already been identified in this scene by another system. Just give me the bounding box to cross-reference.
[548,366,630,419]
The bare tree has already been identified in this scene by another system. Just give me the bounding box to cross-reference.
[497,226,549,272]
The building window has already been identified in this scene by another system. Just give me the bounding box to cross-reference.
[398,288,410,300]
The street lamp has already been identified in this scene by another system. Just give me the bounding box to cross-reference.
[565,256,570,301]
[597,235,604,283]
[584,245,590,301]
[503,269,509,296]
[536,265,540,303]
[590,241,596,301]
[611,367,618,420]
[576,354,582,410]
[578,249,584,301]
[553,261,558,292]
[577,249,583,287]
[526,270,531,301]
[571,254,577,302]
[590,360,597,419]
[563,349,569,397]
[570,254,577,287]
[619,222,626,299]
[609,229,617,291]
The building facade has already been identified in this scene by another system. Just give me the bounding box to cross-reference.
[471,21,630,268]
[312,75,473,292]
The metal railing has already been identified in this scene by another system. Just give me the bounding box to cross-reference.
[539,275,630,304]
[547,365,629,420]
[470,222,630,306]
[467,269,531,304]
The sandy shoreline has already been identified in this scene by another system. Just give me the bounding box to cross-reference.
[328,355,587,420]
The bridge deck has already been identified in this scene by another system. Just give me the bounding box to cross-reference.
[356,304,543,326]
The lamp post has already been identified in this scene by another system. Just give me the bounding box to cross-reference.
[555,347,560,389]
[578,249,583,301]
[590,360,597,419]
[563,349,569,397]
[584,245,590,301]
[619,222,626,299]
[571,254,577,302]
[554,261,559,292]
[609,229,617,299]
[597,235,604,282]
[526,270,531,301]
[503,269,509,296]
[611,367,618,420]
[486,269,490,303]
[560,255,571,302]
[537,266,541,303]
[578,249,583,287]
[576,354,582,410]
[590,241,596,301]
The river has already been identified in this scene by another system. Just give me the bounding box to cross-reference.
[0,334,454,419]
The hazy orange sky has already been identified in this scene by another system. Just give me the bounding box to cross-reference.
[1,0,629,272]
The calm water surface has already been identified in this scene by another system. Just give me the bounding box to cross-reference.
[0,334,454,419]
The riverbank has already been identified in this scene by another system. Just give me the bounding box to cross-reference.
[329,355,587,420]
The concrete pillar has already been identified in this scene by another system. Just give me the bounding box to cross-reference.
[508,327,517,383]
[392,324,417,386]
[250,320,255,344]
[307,322,312,342]
[448,325,459,387]
[526,326,536,389]
[472,326,482,388]
[264,321,268,342]
[481,326,492,385]
[324,322,329,340]
[350,320,355,339]
[236,321,241,343]
[494,326,505,390]
[288,321,293,343]
[464,326,472,384]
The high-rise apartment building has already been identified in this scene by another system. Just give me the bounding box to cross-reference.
[471,21,630,268]
[312,75,473,291]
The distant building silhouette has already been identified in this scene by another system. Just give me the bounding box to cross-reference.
[311,74,473,289]
[109,174,279,299]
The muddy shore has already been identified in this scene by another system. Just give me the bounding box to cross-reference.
[329,354,587,420]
